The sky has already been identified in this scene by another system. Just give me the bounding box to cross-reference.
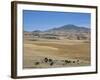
[23,10,91,31]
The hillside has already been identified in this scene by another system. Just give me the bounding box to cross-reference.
[24,24,90,40]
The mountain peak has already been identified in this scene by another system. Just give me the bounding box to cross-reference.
[61,24,79,29]
[46,24,90,33]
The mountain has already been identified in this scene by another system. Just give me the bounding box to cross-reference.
[46,24,90,33]
[24,24,90,40]
[32,30,42,33]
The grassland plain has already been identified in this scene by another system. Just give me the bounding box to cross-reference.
[23,38,90,68]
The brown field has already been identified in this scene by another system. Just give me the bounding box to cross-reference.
[23,38,90,68]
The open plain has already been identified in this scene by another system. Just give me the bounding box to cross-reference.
[23,38,90,68]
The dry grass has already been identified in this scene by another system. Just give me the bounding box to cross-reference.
[23,39,90,68]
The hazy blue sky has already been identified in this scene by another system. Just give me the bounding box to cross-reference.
[23,10,91,31]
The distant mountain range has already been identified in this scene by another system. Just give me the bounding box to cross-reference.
[45,24,90,33]
[24,24,90,40]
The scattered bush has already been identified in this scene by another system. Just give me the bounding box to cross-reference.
[48,59,52,62]
[44,58,48,62]
[50,62,54,66]
[34,62,40,65]
[65,60,71,64]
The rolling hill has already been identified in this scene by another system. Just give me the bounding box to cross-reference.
[24,24,90,40]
